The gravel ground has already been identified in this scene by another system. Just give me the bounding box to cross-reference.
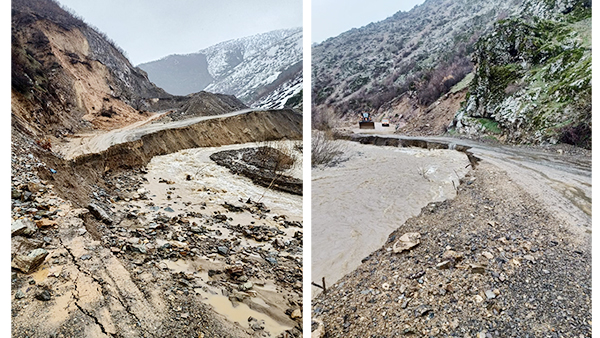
[312,161,591,337]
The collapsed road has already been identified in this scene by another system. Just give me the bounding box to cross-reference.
[312,131,590,337]
[12,109,304,338]
[54,108,257,160]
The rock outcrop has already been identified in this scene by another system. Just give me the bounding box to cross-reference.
[452,0,591,148]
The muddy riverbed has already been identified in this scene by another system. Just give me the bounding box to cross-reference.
[110,141,304,336]
[311,140,470,296]
[11,140,303,338]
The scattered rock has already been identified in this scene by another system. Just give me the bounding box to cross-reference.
[217,246,229,256]
[485,290,496,300]
[481,251,494,260]
[436,260,452,269]
[442,249,464,265]
[11,219,37,237]
[35,290,52,301]
[392,232,421,253]
[11,248,49,273]
[238,282,253,291]
[15,290,25,299]
[470,263,486,274]
[35,219,58,228]
[290,308,302,319]
[415,305,432,317]
[88,203,113,224]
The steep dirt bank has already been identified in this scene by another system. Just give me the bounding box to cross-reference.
[312,161,591,337]
[37,110,302,207]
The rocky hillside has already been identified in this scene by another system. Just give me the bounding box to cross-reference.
[11,0,168,136]
[139,28,303,109]
[312,0,591,148]
[452,0,591,148]
[312,0,519,117]
[11,0,246,139]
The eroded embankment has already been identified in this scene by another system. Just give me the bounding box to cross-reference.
[340,133,481,168]
[312,161,591,337]
[38,109,302,206]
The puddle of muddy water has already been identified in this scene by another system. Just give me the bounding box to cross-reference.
[312,141,470,296]
[196,289,293,335]
[160,258,292,336]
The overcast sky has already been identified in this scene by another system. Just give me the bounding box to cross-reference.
[312,0,426,44]
[55,0,302,65]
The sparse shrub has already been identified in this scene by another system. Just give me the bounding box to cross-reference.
[312,107,340,131]
[312,131,346,167]
[559,121,591,149]
[417,55,473,106]
[255,141,300,174]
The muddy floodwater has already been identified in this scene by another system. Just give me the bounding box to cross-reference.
[113,140,302,336]
[142,141,302,220]
[312,141,470,296]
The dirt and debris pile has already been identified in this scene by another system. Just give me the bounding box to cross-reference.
[312,162,590,337]
[210,146,303,195]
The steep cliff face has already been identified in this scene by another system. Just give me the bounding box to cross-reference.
[11,0,173,136]
[453,0,591,148]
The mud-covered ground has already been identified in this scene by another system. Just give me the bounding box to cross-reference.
[11,138,303,338]
[312,161,591,337]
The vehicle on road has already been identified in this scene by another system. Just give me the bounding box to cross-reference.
[359,113,375,129]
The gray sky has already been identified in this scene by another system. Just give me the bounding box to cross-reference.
[55,0,302,65]
[312,0,426,44]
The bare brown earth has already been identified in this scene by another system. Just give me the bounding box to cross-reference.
[397,89,467,136]
[312,159,591,337]
[332,88,466,138]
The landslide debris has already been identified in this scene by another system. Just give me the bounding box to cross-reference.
[312,162,590,337]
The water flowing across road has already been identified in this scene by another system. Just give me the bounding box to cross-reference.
[312,141,471,296]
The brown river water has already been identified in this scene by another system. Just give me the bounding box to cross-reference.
[311,140,470,296]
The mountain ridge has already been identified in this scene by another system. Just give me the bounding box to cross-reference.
[138,28,303,109]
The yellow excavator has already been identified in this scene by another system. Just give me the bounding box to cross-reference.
[359,112,375,129]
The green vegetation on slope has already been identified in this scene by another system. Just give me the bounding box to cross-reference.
[454,0,591,148]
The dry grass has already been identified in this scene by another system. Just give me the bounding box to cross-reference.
[311,130,347,167]
[256,140,302,174]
